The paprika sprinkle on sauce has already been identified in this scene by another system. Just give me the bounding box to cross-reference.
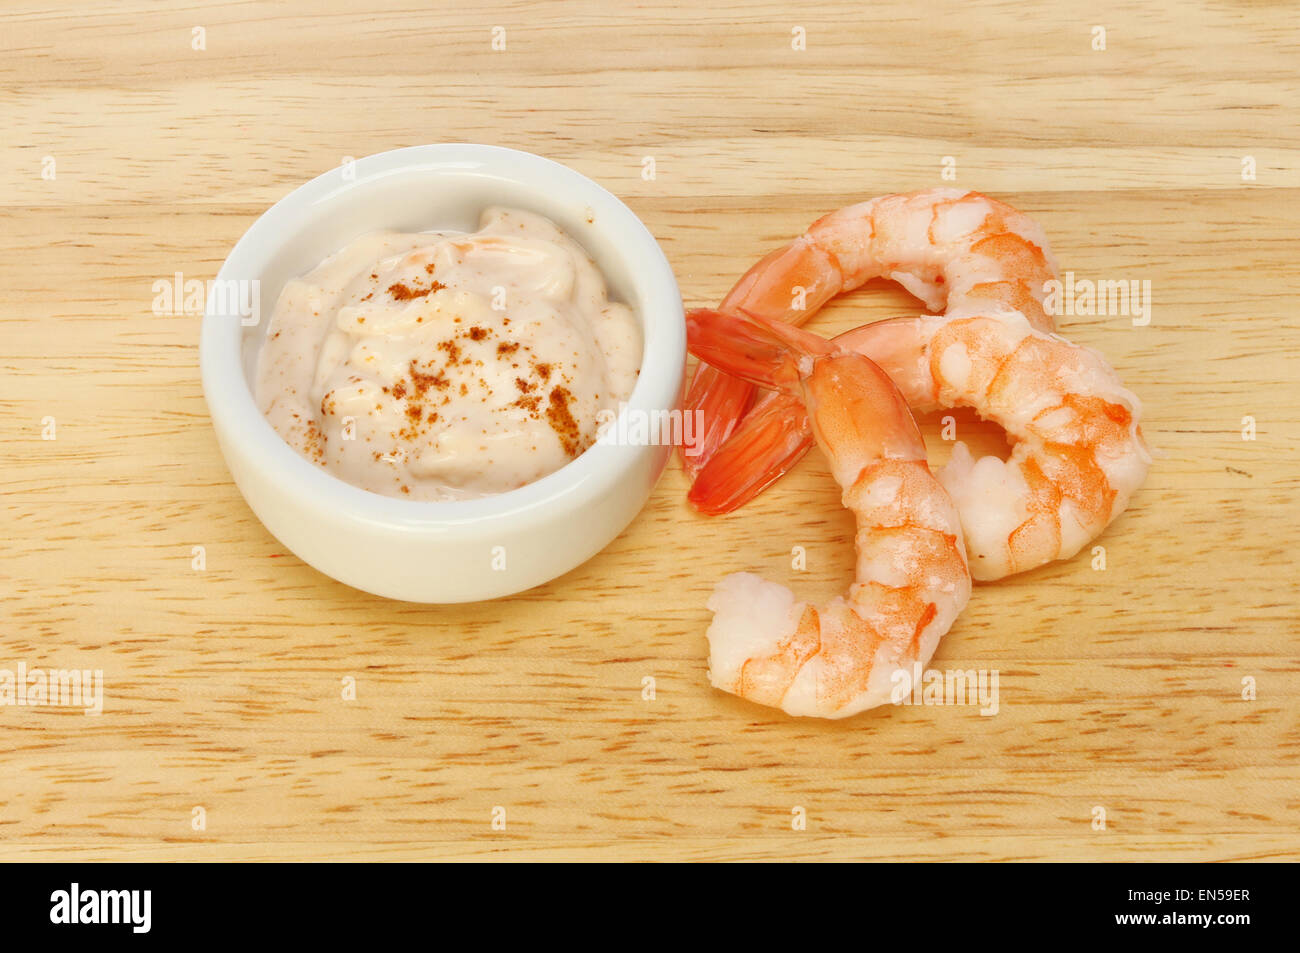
[255,207,642,501]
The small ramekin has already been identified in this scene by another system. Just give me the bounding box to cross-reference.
[200,144,684,602]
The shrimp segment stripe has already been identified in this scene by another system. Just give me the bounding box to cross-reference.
[727,456,964,713]
[929,316,1136,570]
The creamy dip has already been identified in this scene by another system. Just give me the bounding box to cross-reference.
[255,207,642,500]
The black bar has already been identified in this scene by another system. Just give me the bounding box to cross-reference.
[0,862,1276,941]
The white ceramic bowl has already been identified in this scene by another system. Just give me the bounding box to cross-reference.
[200,144,684,603]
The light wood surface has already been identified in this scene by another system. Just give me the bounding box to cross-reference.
[2,0,1297,862]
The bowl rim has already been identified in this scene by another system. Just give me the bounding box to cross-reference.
[200,143,684,530]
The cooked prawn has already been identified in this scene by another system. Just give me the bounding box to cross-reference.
[682,188,1059,481]
[685,309,971,718]
[691,308,1151,581]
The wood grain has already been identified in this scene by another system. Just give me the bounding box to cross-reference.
[1,0,1297,862]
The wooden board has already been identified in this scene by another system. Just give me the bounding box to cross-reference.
[2,0,1297,862]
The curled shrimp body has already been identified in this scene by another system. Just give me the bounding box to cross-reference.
[691,307,1151,581]
[682,188,1059,482]
[686,309,971,718]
